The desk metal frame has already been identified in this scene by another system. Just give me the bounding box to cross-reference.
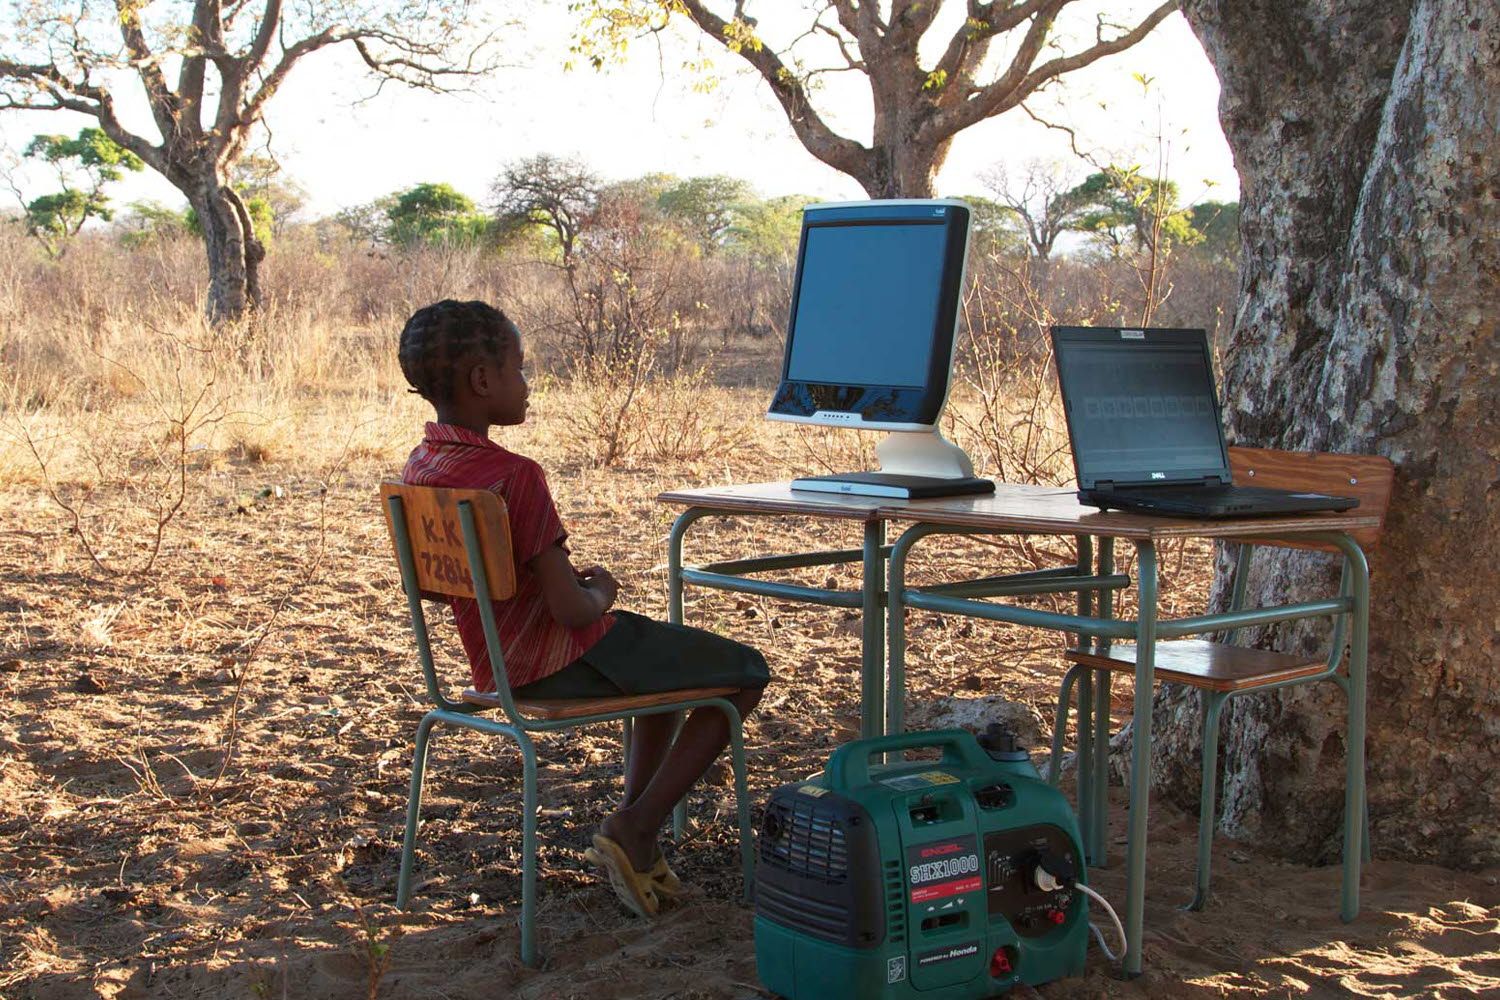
[886,523,1369,976]
[662,487,1372,979]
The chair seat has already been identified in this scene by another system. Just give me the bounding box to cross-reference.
[462,685,741,720]
[1064,640,1328,693]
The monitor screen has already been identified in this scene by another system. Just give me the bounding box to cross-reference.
[786,223,948,388]
[767,200,971,431]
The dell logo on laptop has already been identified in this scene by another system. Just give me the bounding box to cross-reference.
[1151,472,1166,479]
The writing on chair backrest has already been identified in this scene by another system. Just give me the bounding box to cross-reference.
[1227,447,1395,554]
[380,482,517,601]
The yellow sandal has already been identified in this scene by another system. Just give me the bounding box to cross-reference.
[585,833,659,918]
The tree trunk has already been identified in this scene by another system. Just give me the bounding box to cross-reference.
[1144,0,1500,867]
[185,172,264,324]
[858,139,945,199]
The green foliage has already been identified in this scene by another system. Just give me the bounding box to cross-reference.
[386,182,490,247]
[953,194,1028,257]
[492,155,601,262]
[183,196,275,247]
[721,194,806,260]
[19,127,143,257]
[1064,167,1201,254]
[657,174,751,252]
[116,200,191,249]
[1187,200,1240,265]
[332,197,399,247]
[231,154,307,235]
[24,128,144,181]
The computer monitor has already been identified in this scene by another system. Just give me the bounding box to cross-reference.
[768,200,991,497]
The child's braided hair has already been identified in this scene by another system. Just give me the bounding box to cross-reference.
[398,299,518,404]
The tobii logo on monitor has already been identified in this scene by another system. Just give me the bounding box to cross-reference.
[1122,329,1146,340]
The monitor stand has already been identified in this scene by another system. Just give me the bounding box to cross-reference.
[790,429,996,499]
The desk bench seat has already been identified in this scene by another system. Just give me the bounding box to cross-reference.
[462,686,740,720]
[1065,640,1327,693]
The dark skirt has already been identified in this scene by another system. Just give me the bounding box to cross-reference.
[510,610,770,699]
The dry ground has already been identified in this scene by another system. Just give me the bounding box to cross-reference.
[2,382,1497,1000]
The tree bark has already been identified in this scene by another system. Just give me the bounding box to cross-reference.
[1147,0,1500,866]
[186,175,263,323]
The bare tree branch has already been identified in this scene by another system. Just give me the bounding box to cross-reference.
[936,1,1178,137]
[676,0,870,179]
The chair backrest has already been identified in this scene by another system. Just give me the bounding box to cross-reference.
[380,482,516,601]
[1227,446,1395,553]
[380,481,519,713]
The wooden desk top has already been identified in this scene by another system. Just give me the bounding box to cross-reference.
[659,480,1382,541]
[883,485,1382,541]
[658,481,890,520]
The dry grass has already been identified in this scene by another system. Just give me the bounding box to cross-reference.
[2,228,1496,999]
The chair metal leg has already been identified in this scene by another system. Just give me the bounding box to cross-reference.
[1047,664,1086,786]
[1091,668,1112,866]
[1187,691,1228,911]
[1077,666,1095,850]
[518,730,540,968]
[723,703,756,902]
[671,711,689,839]
[397,712,440,910]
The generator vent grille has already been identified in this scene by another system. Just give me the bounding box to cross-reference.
[759,797,849,882]
[884,860,906,944]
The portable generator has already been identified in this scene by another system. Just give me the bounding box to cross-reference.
[754,728,1090,999]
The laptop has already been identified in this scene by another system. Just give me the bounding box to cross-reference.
[1050,326,1359,517]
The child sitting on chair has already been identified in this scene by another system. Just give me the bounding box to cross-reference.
[398,299,769,919]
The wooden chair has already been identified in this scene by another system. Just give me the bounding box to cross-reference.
[1053,447,1394,910]
[379,482,754,966]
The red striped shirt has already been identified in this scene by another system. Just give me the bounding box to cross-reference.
[402,422,612,691]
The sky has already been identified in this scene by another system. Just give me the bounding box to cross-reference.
[0,3,1237,218]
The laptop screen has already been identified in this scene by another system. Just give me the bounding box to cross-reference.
[1051,327,1232,488]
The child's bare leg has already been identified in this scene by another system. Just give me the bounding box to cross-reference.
[624,713,674,806]
[600,686,764,871]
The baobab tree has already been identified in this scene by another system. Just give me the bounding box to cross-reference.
[573,1,1177,199]
[0,1,491,322]
[1146,0,1500,869]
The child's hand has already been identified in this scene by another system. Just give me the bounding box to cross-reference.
[579,566,620,610]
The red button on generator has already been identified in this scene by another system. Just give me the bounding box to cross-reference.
[1048,909,1066,925]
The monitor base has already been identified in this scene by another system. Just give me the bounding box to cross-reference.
[876,429,976,479]
[790,430,992,499]
[790,472,994,499]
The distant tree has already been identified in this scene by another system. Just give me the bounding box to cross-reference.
[492,154,601,265]
[572,1,1176,198]
[722,194,806,260]
[386,183,489,247]
[231,154,308,237]
[980,159,1090,261]
[1186,199,1239,266]
[0,1,490,322]
[117,201,192,249]
[657,174,751,253]
[6,128,143,257]
[1064,167,1200,254]
[332,197,399,248]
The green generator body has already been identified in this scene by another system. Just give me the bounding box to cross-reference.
[754,729,1089,999]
